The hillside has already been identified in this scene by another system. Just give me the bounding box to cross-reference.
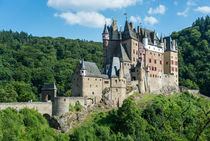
[0,16,209,103]
[0,92,209,141]
[0,32,103,102]
[171,16,210,96]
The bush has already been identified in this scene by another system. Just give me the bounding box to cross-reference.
[74,101,83,112]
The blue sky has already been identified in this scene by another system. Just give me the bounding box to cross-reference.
[0,0,209,42]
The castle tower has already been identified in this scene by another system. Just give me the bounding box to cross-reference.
[102,24,109,73]
[163,37,179,85]
[41,83,57,102]
[80,59,86,76]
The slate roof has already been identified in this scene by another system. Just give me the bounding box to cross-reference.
[123,20,138,40]
[80,60,108,78]
[108,57,120,78]
[42,83,57,90]
[103,24,109,34]
[164,36,177,52]
[114,44,130,62]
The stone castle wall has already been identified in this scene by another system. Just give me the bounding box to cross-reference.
[53,97,86,116]
[0,102,52,115]
[147,73,179,94]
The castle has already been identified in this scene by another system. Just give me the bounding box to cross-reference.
[0,19,179,117]
[70,19,179,107]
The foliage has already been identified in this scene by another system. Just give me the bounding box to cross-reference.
[70,92,210,141]
[74,101,83,112]
[171,16,210,96]
[0,31,103,101]
[0,108,69,141]
[69,104,74,112]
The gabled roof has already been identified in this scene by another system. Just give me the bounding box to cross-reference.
[79,60,109,78]
[114,44,130,62]
[42,83,57,90]
[108,57,120,78]
[123,20,138,40]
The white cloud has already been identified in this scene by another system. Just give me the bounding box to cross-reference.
[130,16,141,23]
[55,11,111,28]
[47,0,143,11]
[177,8,189,17]
[144,16,158,25]
[195,6,210,14]
[148,5,166,15]
[186,0,196,6]
[48,0,143,28]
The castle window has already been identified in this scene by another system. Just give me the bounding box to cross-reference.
[166,62,168,65]
[90,85,91,88]
[88,78,89,80]
[155,67,157,71]
[175,68,178,72]
[96,85,98,87]
[160,60,162,64]
[150,52,152,55]
[149,58,151,63]
[92,92,94,95]
[171,60,174,65]
[105,81,109,84]
[172,67,174,71]
[133,58,135,61]
[158,54,160,56]
[100,79,102,81]
[64,99,66,101]
[115,80,117,83]
[95,78,97,81]
[133,49,135,54]
[154,59,157,64]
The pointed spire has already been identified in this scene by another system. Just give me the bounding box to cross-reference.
[120,25,122,43]
[81,58,86,70]
[103,24,109,34]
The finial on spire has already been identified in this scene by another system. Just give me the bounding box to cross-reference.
[124,13,127,21]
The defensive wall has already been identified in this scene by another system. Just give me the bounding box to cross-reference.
[0,102,52,115]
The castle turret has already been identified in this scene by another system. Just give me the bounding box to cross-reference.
[80,59,86,76]
[102,24,109,73]
[143,31,148,48]
[119,62,123,79]
[160,34,164,48]
[41,83,57,102]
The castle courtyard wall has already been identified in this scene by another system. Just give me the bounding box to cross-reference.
[0,102,52,115]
